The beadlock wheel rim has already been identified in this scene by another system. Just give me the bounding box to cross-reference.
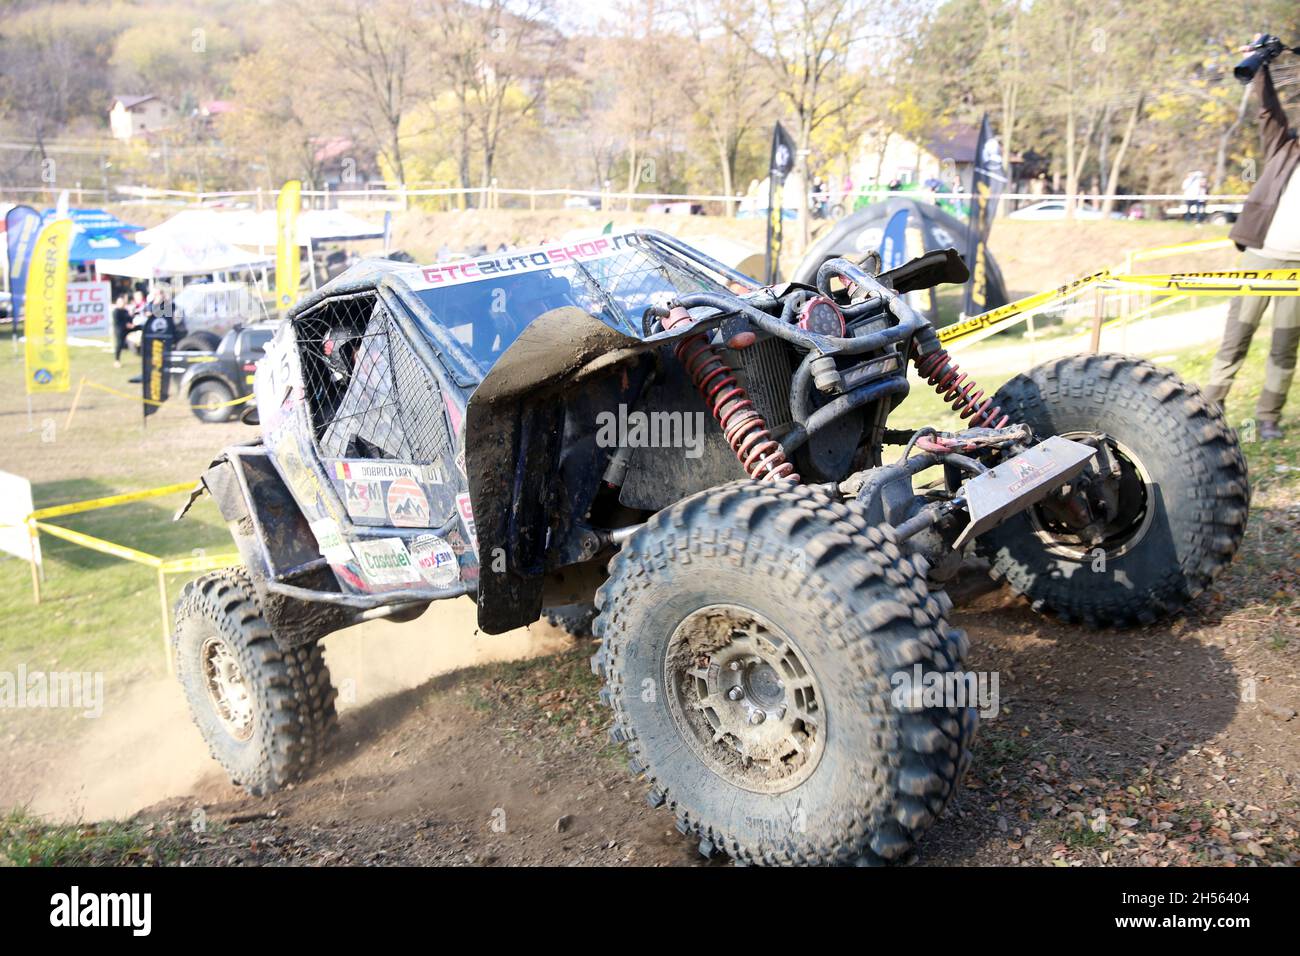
[201,636,255,741]
[663,604,825,795]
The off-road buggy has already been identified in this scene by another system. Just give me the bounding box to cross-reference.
[174,230,1248,865]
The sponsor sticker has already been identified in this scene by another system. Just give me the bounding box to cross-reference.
[334,460,423,482]
[386,476,431,528]
[352,537,421,586]
[309,517,353,564]
[455,492,478,553]
[410,534,459,588]
[344,479,386,520]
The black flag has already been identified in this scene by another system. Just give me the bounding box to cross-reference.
[962,114,1008,318]
[140,311,175,421]
[763,122,797,285]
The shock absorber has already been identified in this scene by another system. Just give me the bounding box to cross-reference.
[663,306,799,481]
[909,341,1009,429]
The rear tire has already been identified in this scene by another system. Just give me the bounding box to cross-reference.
[593,481,976,866]
[174,570,338,796]
[978,354,1249,627]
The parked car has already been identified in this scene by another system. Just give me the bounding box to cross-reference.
[1007,200,1104,221]
[173,280,270,350]
[1161,201,1243,224]
[179,322,276,423]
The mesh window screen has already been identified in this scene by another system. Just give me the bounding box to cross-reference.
[297,294,451,466]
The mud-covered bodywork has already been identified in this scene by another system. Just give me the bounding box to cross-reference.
[193,227,1079,643]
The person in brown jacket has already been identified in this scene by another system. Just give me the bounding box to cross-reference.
[1204,42,1300,441]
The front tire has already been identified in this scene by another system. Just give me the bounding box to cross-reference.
[978,354,1249,627]
[593,481,976,866]
[188,379,238,423]
[174,570,338,795]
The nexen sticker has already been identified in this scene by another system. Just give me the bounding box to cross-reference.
[344,479,385,520]
[309,517,353,564]
[387,476,430,527]
[352,537,421,586]
[410,534,459,588]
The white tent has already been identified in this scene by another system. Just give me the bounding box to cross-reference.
[224,209,385,247]
[95,232,272,279]
[132,209,254,246]
[137,208,384,248]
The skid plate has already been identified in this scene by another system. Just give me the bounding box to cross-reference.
[954,435,1097,548]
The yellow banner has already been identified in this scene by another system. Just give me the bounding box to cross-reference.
[275,179,302,313]
[23,217,73,394]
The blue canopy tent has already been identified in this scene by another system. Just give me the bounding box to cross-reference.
[41,208,144,265]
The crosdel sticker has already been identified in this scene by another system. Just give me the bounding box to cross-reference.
[387,476,431,527]
[352,537,421,586]
[309,517,353,564]
[410,534,459,588]
[344,479,385,520]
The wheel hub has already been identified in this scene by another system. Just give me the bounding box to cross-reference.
[664,605,824,794]
[201,636,254,741]
[1032,434,1152,559]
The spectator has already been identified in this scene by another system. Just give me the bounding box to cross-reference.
[111,294,134,368]
[1204,54,1300,441]
[1181,170,1207,224]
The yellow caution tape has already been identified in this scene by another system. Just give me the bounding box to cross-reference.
[33,520,163,568]
[940,268,1300,345]
[1126,237,1234,264]
[938,271,1111,345]
[83,379,253,409]
[29,482,196,520]
[1107,270,1300,295]
[159,552,242,574]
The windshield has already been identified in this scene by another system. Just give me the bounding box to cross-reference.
[408,234,734,371]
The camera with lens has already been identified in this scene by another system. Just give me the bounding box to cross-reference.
[1235,34,1293,83]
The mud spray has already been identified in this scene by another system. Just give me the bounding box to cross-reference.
[13,597,570,822]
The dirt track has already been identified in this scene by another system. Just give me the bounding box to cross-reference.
[35,552,1290,868]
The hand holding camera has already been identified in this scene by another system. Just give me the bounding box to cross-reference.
[1235,33,1297,83]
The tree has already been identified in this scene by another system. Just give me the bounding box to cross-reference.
[741,0,896,249]
[424,0,561,198]
[298,0,426,186]
[673,0,770,212]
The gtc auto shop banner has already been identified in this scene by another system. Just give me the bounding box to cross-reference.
[23,217,73,395]
[66,280,112,337]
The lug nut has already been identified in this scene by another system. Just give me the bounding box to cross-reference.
[749,711,765,725]
[727,687,744,701]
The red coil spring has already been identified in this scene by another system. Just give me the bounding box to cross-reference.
[665,308,798,481]
[910,346,1009,429]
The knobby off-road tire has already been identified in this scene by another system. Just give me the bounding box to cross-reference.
[542,603,598,639]
[978,354,1249,628]
[592,480,977,866]
[174,569,338,796]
